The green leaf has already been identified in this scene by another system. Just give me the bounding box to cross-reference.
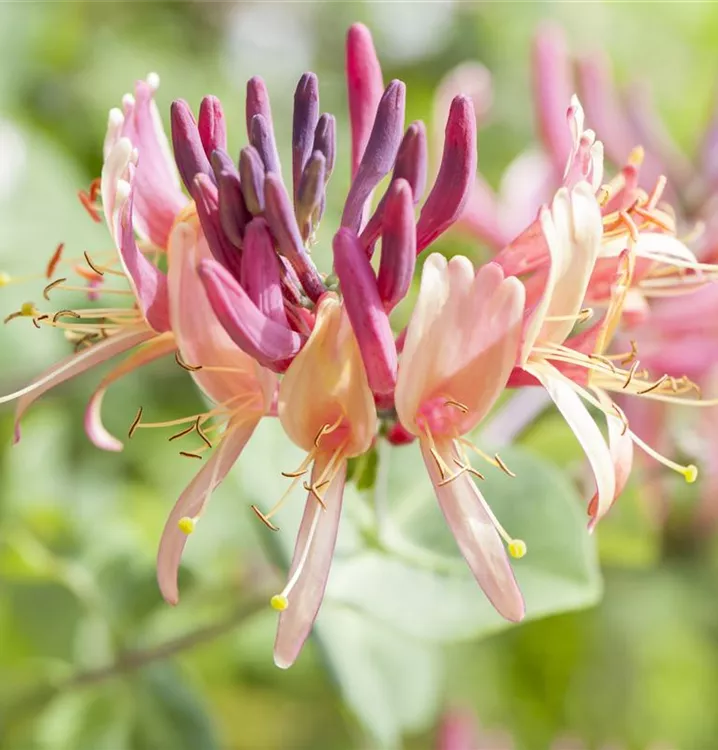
[329,442,602,642]
[316,606,442,750]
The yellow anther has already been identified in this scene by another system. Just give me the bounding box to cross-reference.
[270,594,289,612]
[177,516,196,535]
[628,145,645,167]
[0,272,11,287]
[508,539,527,559]
[684,464,698,484]
[20,302,36,316]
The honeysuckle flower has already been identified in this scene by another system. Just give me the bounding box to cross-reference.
[395,253,527,621]
[154,217,276,605]
[511,182,702,526]
[266,293,376,669]
[0,75,188,450]
[190,23,475,402]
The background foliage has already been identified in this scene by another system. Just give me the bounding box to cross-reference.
[2,2,718,749]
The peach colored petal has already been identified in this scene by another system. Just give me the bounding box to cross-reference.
[274,453,346,669]
[420,436,524,622]
[167,220,276,410]
[157,413,261,605]
[278,294,376,457]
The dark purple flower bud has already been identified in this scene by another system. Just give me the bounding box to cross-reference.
[346,23,384,177]
[241,217,289,328]
[292,73,320,201]
[359,121,427,252]
[192,173,243,281]
[199,257,302,372]
[341,80,406,232]
[393,121,428,203]
[198,96,227,159]
[313,113,336,180]
[377,179,416,312]
[239,146,266,215]
[333,228,397,396]
[295,151,326,241]
[416,95,477,253]
[171,99,213,193]
[249,113,282,176]
[211,150,250,248]
[264,174,326,303]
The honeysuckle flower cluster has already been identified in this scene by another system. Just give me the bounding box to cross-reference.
[1,22,716,668]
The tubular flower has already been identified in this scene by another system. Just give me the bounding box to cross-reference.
[512,183,701,526]
[0,74,189,450]
[264,294,376,669]
[395,254,527,622]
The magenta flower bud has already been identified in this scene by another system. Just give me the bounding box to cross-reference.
[313,113,336,181]
[246,76,273,136]
[241,217,289,328]
[359,121,427,251]
[416,95,477,253]
[296,151,326,241]
[211,150,250,248]
[250,113,282,176]
[239,146,266,215]
[377,179,416,312]
[532,24,573,172]
[341,80,406,232]
[332,227,397,395]
[264,173,326,303]
[198,95,227,159]
[293,73,320,201]
[170,99,213,192]
[346,23,384,177]
[199,257,303,372]
[192,173,243,281]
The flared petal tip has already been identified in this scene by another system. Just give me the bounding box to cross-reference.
[158,577,180,607]
[12,423,21,445]
[272,650,295,670]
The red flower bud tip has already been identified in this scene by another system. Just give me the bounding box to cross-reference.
[198,95,227,159]
[170,99,213,193]
[292,72,320,202]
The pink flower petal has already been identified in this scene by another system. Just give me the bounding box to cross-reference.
[420,436,525,622]
[84,332,176,452]
[274,454,347,669]
[119,77,189,249]
[157,413,262,605]
[8,326,155,442]
[168,221,277,407]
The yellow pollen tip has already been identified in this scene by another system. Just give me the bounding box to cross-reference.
[270,594,289,612]
[683,465,698,484]
[0,272,11,287]
[177,516,196,535]
[508,539,527,559]
[20,302,36,316]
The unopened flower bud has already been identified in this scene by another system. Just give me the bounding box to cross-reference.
[198,95,227,159]
[170,99,213,193]
[295,151,326,241]
[239,146,266,215]
[292,73,320,201]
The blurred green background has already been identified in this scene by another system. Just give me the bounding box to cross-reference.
[2,2,718,749]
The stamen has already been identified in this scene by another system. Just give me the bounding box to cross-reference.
[494,453,516,478]
[46,243,65,278]
[52,309,81,323]
[631,205,674,233]
[588,353,617,373]
[4,302,39,324]
[83,251,105,276]
[128,406,143,438]
[445,399,468,413]
[195,417,213,449]
[175,350,203,371]
[78,190,102,223]
[637,374,669,395]
[168,424,196,442]
[618,210,640,244]
[313,414,343,448]
[645,175,667,211]
[250,505,280,531]
[622,361,640,389]
[179,451,203,460]
[611,402,629,436]
[43,278,67,300]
